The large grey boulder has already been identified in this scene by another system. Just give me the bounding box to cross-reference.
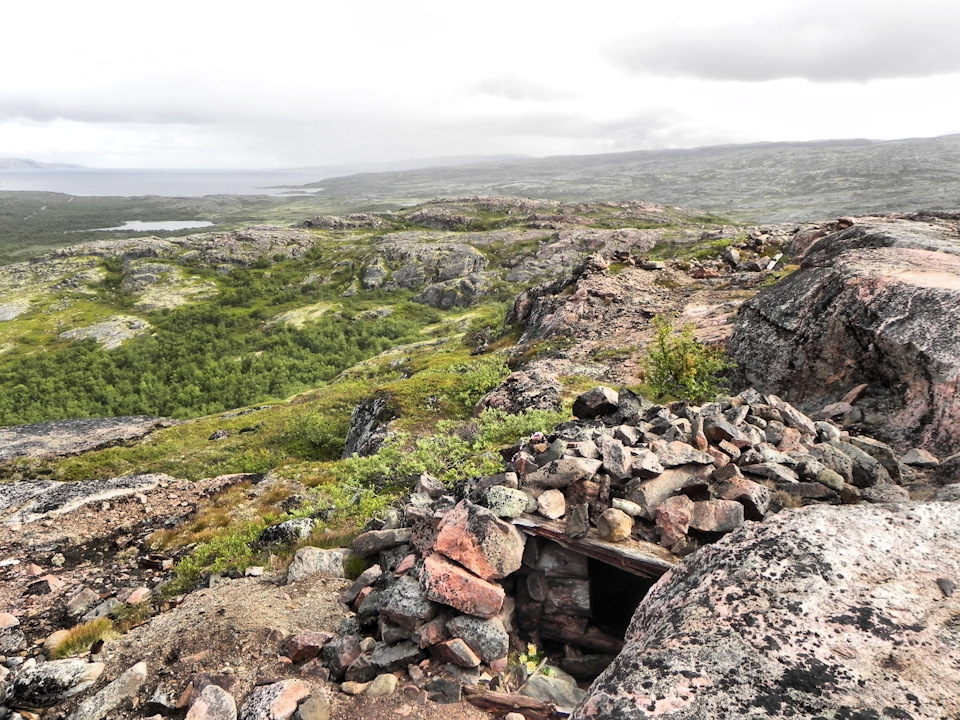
[730,218,960,455]
[573,502,960,719]
[6,659,104,709]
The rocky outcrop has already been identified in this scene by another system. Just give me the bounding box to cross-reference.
[0,474,173,525]
[474,370,563,416]
[296,214,388,230]
[730,217,960,454]
[58,315,151,349]
[412,272,492,309]
[574,502,960,720]
[360,239,488,292]
[0,415,173,462]
[342,396,395,459]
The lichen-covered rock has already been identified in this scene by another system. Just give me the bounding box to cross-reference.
[474,370,563,416]
[286,547,350,583]
[238,679,310,720]
[574,502,960,720]
[66,662,148,720]
[730,218,960,455]
[6,659,105,709]
[0,613,26,654]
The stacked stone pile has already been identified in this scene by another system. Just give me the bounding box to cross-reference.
[300,384,945,704]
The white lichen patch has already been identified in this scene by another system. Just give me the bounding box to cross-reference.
[58,315,151,350]
[0,302,30,322]
[126,262,218,311]
[268,302,333,329]
[0,256,104,304]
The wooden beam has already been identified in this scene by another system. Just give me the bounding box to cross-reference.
[463,686,564,720]
[512,514,679,579]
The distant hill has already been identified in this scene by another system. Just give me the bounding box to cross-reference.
[0,158,83,170]
[303,135,960,222]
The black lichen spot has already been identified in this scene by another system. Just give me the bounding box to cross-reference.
[882,708,915,720]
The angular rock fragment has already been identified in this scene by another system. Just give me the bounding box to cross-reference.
[351,528,413,557]
[421,553,505,618]
[446,616,509,663]
[433,501,524,581]
[689,500,744,533]
[537,488,566,519]
[186,684,238,720]
[239,679,310,720]
[572,387,619,420]
[524,457,602,489]
[7,659,105,709]
[378,574,439,630]
[655,495,694,546]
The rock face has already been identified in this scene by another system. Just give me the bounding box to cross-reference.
[574,502,960,720]
[0,416,173,462]
[342,396,395,459]
[0,473,173,525]
[730,217,960,454]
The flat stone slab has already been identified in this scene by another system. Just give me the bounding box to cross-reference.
[0,415,173,462]
[2,473,173,525]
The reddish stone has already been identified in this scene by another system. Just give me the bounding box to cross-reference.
[420,554,504,619]
[417,616,451,649]
[429,638,481,668]
[715,476,771,520]
[433,501,524,581]
[285,631,333,663]
[656,495,694,547]
[689,500,744,533]
[394,554,416,575]
[353,586,373,611]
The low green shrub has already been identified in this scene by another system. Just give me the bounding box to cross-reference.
[643,314,732,403]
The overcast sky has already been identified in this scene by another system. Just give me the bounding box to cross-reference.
[2,0,959,169]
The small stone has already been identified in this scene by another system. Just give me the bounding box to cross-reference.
[564,503,590,539]
[656,495,695,547]
[351,529,413,557]
[339,681,370,696]
[238,679,310,720]
[365,673,399,697]
[0,613,26,655]
[483,486,530,519]
[445,616,509,664]
[286,632,334,663]
[537,489,566,520]
[689,500,744,533]
[901,448,940,468]
[430,638,481,668]
[293,695,329,720]
[286,547,350,584]
[937,578,956,597]
[185,684,237,720]
[611,497,644,517]
[524,457,602,490]
[596,508,633,542]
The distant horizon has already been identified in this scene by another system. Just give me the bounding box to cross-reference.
[3,132,959,173]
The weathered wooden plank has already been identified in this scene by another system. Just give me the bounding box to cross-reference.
[463,686,563,720]
[512,514,679,578]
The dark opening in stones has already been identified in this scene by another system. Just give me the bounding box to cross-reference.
[514,537,663,681]
[588,557,656,638]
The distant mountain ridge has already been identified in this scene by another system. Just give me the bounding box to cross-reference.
[0,158,83,170]
[302,134,960,222]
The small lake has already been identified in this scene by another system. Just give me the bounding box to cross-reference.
[84,220,215,232]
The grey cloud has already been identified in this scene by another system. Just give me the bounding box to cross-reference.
[612,5,960,82]
[475,75,572,102]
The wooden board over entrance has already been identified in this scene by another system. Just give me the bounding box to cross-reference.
[512,514,680,579]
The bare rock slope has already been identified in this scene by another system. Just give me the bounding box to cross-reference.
[574,501,960,720]
[730,215,960,454]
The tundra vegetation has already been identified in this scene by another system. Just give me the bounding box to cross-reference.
[0,193,762,594]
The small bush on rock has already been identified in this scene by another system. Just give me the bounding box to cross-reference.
[643,313,732,403]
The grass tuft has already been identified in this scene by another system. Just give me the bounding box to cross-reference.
[51,618,115,659]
